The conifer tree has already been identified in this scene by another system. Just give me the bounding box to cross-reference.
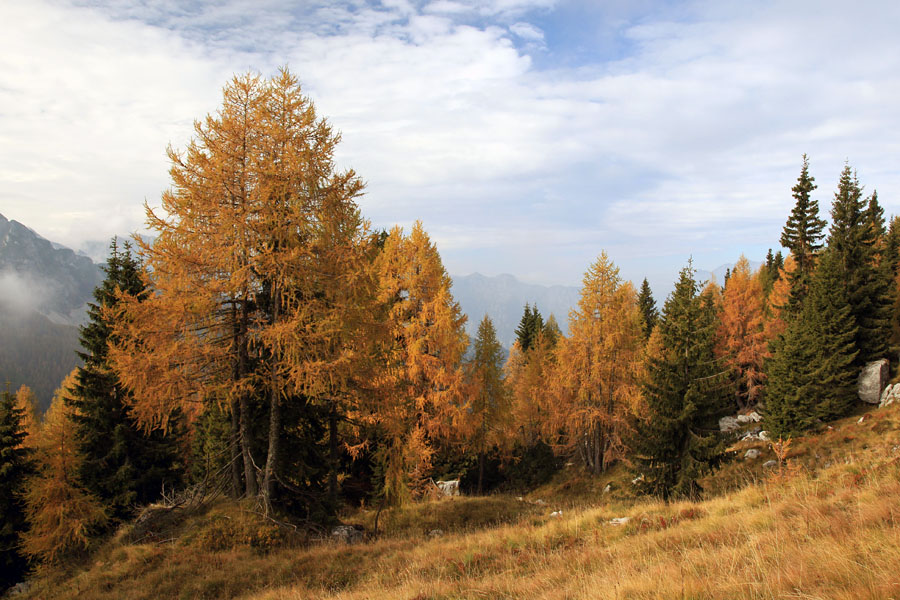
[0,386,33,591]
[373,222,468,505]
[765,250,858,436]
[14,385,40,448]
[630,264,730,500]
[717,257,768,410]
[637,278,658,339]
[22,373,107,565]
[780,155,827,311]
[553,252,643,475]
[69,239,184,521]
[542,314,562,345]
[514,304,544,353]
[828,165,891,363]
[464,315,509,494]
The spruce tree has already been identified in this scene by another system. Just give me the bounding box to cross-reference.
[630,264,731,501]
[780,154,827,311]
[514,304,544,353]
[828,165,891,364]
[69,239,184,521]
[0,387,33,591]
[637,278,659,339]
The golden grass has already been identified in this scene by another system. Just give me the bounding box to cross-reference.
[21,403,900,600]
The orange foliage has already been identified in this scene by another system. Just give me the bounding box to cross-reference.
[14,384,40,448]
[717,256,769,409]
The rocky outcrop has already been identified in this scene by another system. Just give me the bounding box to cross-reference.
[858,359,889,404]
[880,383,900,408]
[435,479,460,497]
[331,525,363,544]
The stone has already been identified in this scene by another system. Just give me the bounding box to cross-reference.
[737,414,751,424]
[608,517,630,526]
[435,479,460,497]
[880,383,900,408]
[631,474,644,485]
[534,499,546,506]
[744,449,760,460]
[763,460,777,469]
[719,416,740,432]
[550,510,563,518]
[603,484,612,494]
[858,358,889,404]
[428,529,444,537]
[747,411,762,423]
[758,431,770,441]
[857,415,866,424]
[331,525,363,544]
[8,582,30,596]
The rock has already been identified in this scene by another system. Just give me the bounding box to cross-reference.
[858,415,866,424]
[428,529,444,537]
[550,510,563,518]
[880,383,900,408]
[747,411,762,423]
[631,474,644,485]
[435,479,460,497]
[763,460,778,469]
[8,582,30,596]
[608,517,630,526]
[516,496,524,502]
[603,484,612,494]
[744,449,760,460]
[331,525,363,545]
[737,414,751,424]
[858,358,890,404]
[758,431,770,441]
[719,416,740,432]
[534,498,546,506]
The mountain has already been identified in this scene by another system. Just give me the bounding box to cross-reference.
[0,213,103,410]
[450,273,580,348]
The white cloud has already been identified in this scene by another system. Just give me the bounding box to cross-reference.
[2,0,900,289]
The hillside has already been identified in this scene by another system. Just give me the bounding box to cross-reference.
[17,400,900,600]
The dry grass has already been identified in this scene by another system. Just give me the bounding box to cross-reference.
[21,403,900,600]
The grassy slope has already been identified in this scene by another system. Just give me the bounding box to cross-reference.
[21,403,900,600]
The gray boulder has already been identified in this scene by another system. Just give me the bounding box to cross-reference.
[719,416,740,432]
[763,460,778,469]
[331,525,363,544]
[858,359,890,404]
[880,383,900,408]
[744,449,760,460]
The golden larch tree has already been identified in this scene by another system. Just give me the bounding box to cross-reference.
[551,252,643,475]
[717,256,769,410]
[14,384,40,447]
[22,371,107,565]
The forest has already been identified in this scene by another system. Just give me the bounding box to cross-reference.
[2,69,898,592]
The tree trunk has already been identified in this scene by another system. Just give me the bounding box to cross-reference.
[230,396,242,497]
[328,407,339,504]
[261,285,281,514]
[478,450,485,495]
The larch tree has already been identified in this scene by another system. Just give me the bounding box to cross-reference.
[14,385,40,448]
[552,252,643,475]
[630,263,731,501]
[0,386,33,591]
[780,154,827,311]
[22,371,107,565]
[463,315,509,494]
[717,256,768,410]
[373,222,468,505]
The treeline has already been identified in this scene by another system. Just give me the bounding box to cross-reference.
[1,69,898,587]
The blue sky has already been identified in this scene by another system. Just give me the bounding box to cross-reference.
[2,0,900,296]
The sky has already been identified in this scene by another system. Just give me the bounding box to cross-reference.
[2,0,900,295]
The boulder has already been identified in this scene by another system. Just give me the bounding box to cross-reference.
[331,525,363,545]
[880,383,900,408]
[758,431,770,441]
[603,483,612,494]
[608,517,630,526]
[549,510,563,518]
[428,529,444,537]
[746,411,762,423]
[763,460,778,469]
[858,359,889,404]
[435,479,460,497]
[719,416,740,432]
[744,449,760,460]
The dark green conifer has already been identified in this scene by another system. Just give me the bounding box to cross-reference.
[780,155,827,311]
[630,264,731,501]
[69,239,184,521]
[514,304,544,353]
[0,386,33,591]
[828,166,891,364]
[765,250,859,436]
[637,278,658,339]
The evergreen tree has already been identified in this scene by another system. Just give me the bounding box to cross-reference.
[760,249,784,298]
[765,250,858,436]
[828,165,891,363]
[630,264,731,501]
[637,278,659,339]
[514,304,544,353]
[69,239,184,521]
[0,386,33,591]
[780,155,827,311]
[542,314,562,346]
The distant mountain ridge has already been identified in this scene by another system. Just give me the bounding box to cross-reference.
[450,273,580,348]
